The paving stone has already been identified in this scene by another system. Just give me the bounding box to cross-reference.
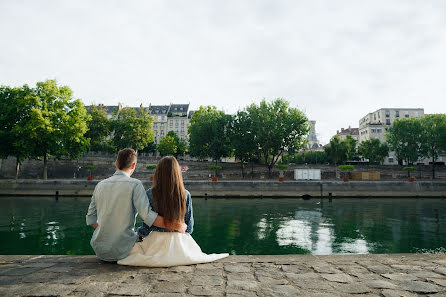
[227,272,256,281]
[428,278,446,287]
[320,273,354,283]
[300,292,342,297]
[108,283,150,295]
[170,265,195,273]
[391,264,422,272]
[254,269,284,279]
[337,264,370,274]
[281,264,310,273]
[381,273,418,281]
[226,280,259,291]
[72,281,116,296]
[0,283,43,296]
[191,275,224,286]
[152,282,186,293]
[24,283,78,296]
[311,264,342,274]
[188,286,223,296]
[22,271,60,283]
[364,264,394,274]
[349,272,382,280]
[0,275,24,286]
[262,284,300,296]
[257,276,288,285]
[364,279,397,289]
[399,280,440,293]
[412,271,445,279]
[226,292,258,297]
[285,272,320,282]
[224,264,251,273]
[292,280,333,290]
[0,266,43,276]
[435,267,446,276]
[381,290,418,297]
[146,294,186,297]
[337,283,372,294]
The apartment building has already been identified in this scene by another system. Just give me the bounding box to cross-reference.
[358,108,424,164]
[166,104,190,142]
[149,105,169,144]
[336,126,359,142]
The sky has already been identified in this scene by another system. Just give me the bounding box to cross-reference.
[1,0,446,144]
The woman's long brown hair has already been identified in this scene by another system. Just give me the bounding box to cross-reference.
[152,156,186,231]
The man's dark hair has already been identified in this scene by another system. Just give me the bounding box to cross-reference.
[116,148,137,170]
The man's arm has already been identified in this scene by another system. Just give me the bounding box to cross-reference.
[86,190,98,228]
[133,183,186,233]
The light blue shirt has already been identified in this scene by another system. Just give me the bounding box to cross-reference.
[86,170,158,261]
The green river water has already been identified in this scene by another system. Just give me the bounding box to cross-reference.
[1,197,445,255]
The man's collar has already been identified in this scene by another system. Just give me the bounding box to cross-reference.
[114,170,130,177]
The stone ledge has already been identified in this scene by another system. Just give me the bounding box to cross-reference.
[0,254,445,296]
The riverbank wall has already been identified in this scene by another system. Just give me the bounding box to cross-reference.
[1,179,445,197]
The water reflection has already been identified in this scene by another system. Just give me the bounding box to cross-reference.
[0,197,445,255]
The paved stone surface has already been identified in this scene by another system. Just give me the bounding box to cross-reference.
[0,254,445,296]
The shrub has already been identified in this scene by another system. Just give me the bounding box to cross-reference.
[275,164,289,170]
[209,165,222,171]
[84,165,96,170]
[403,166,417,171]
[146,165,157,170]
[338,165,355,171]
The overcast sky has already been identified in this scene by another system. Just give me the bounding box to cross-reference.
[1,1,445,144]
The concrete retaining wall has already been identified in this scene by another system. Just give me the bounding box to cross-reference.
[1,179,445,197]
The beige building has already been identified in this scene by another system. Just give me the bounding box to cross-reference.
[336,126,359,142]
[150,103,192,144]
[358,108,424,164]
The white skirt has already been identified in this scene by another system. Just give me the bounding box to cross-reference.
[117,231,229,267]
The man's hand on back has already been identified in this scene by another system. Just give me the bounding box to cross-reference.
[178,222,187,234]
[91,223,98,229]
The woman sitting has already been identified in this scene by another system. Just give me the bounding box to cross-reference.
[118,156,228,267]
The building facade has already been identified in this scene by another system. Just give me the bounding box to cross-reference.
[358,108,424,164]
[336,126,359,143]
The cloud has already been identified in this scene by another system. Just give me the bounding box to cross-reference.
[1,0,445,143]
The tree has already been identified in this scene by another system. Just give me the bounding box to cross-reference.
[387,118,426,165]
[157,135,178,156]
[0,85,37,178]
[188,106,232,164]
[86,105,114,153]
[420,114,446,179]
[344,135,359,161]
[324,136,348,165]
[246,99,309,178]
[358,138,389,164]
[165,130,187,157]
[231,110,258,178]
[112,106,154,152]
[23,80,90,179]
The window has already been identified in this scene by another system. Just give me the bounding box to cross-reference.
[385,110,390,117]
[388,157,394,163]
[395,111,399,118]
[414,111,419,117]
[181,127,184,132]
[180,136,184,141]
[378,112,380,119]
[160,131,164,136]
[162,116,165,121]
[160,123,164,128]
[175,120,179,126]
[377,128,382,133]
[181,120,184,125]
[153,123,157,128]
[386,119,391,125]
[405,111,409,118]
[175,128,179,133]
[374,114,376,120]
[371,128,376,133]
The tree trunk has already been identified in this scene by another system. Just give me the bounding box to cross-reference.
[251,162,254,179]
[15,158,20,180]
[43,153,48,180]
[268,165,272,179]
[432,155,436,180]
[241,163,245,178]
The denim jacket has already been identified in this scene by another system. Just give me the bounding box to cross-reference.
[137,188,194,236]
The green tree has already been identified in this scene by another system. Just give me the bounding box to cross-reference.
[157,135,178,156]
[231,110,258,178]
[112,106,154,152]
[387,118,426,165]
[23,80,90,179]
[324,136,348,165]
[420,114,446,179]
[246,99,309,178]
[86,105,114,153]
[358,138,389,164]
[0,85,37,178]
[344,135,359,161]
[165,130,187,157]
[188,106,232,165]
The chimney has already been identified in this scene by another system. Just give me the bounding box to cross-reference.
[341,128,344,132]
[118,102,122,110]
[337,130,339,134]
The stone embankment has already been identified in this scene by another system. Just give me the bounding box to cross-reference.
[1,254,446,296]
[1,179,446,197]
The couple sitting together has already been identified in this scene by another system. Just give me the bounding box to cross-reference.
[86,148,228,267]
